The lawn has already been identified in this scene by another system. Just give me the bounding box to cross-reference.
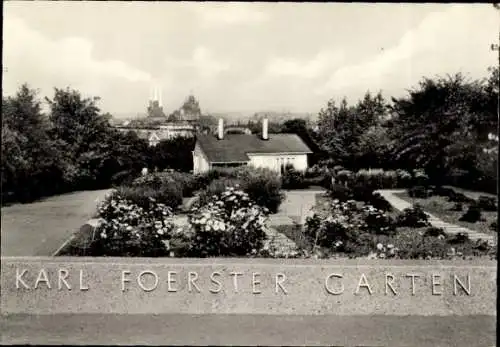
[1,189,111,256]
[394,191,497,235]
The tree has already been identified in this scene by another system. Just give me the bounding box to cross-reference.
[150,136,196,172]
[281,118,323,165]
[2,85,65,201]
[388,70,497,183]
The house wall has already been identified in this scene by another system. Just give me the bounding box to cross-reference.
[248,153,308,174]
[193,143,211,174]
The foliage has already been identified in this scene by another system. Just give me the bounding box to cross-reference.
[328,184,353,202]
[368,192,393,212]
[317,92,389,169]
[182,187,268,257]
[408,186,430,199]
[116,184,183,210]
[304,201,364,251]
[196,166,285,213]
[477,196,497,212]
[282,165,309,189]
[149,137,196,173]
[396,204,431,228]
[89,193,174,256]
[360,205,397,235]
[133,170,197,197]
[459,204,482,223]
[423,227,447,238]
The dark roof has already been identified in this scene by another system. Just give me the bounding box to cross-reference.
[197,133,312,163]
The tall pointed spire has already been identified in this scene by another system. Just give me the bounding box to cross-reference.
[159,86,162,107]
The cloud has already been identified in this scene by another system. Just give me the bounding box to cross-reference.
[164,46,229,79]
[265,50,345,79]
[317,5,498,97]
[192,3,269,26]
[2,15,152,98]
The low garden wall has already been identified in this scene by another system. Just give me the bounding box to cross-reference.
[1,256,496,316]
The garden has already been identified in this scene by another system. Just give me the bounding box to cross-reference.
[59,166,497,260]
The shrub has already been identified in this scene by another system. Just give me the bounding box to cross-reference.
[432,186,456,197]
[490,221,498,233]
[196,167,285,213]
[450,202,463,211]
[408,186,430,199]
[351,184,376,202]
[361,205,396,235]
[116,184,183,210]
[282,166,309,189]
[198,178,242,206]
[424,227,447,238]
[459,204,482,223]
[477,196,497,212]
[304,200,365,252]
[447,191,475,204]
[89,193,174,256]
[329,184,353,202]
[396,204,431,228]
[182,187,268,257]
[336,169,352,184]
[395,169,413,188]
[447,232,470,244]
[237,167,284,213]
[367,192,393,212]
[132,170,197,197]
[413,169,429,186]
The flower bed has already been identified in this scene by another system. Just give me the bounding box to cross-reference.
[394,190,497,235]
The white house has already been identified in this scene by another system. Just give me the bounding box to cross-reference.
[192,119,312,175]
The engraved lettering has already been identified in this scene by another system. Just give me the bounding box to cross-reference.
[167,271,177,292]
[79,270,89,291]
[355,273,373,295]
[275,273,287,294]
[325,273,344,295]
[230,272,243,293]
[58,269,71,290]
[35,269,51,289]
[121,270,131,292]
[406,273,420,295]
[16,269,30,289]
[137,270,159,292]
[432,274,442,295]
[188,271,201,293]
[453,274,471,296]
[385,273,397,295]
[252,272,261,294]
[209,272,222,293]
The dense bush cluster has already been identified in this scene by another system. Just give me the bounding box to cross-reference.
[331,168,418,190]
[396,204,431,228]
[88,192,174,256]
[196,166,285,213]
[177,187,269,257]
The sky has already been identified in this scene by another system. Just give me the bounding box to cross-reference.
[3,2,499,117]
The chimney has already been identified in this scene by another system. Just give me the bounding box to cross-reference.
[218,118,224,140]
[262,118,269,140]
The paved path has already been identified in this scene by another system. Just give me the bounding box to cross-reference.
[1,314,495,346]
[377,189,495,245]
[1,189,112,256]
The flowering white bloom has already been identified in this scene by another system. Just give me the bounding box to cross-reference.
[376,243,384,250]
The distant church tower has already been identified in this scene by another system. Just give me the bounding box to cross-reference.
[147,85,166,119]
